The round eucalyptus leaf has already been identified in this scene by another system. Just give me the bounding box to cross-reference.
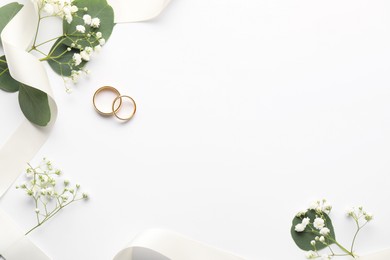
[47,37,86,77]
[0,2,23,35]
[291,209,336,251]
[18,84,51,126]
[0,55,19,92]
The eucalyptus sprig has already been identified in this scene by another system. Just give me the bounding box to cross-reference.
[0,0,115,126]
[16,158,89,235]
[291,199,373,260]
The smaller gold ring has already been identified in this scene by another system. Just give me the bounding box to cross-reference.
[93,86,122,116]
[112,95,137,121]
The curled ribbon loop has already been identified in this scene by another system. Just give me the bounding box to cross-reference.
[114,229,245,260]
[0,1,57,259]
[0,1,57,197]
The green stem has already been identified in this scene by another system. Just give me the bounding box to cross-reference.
[40,49,68,62]
[309,229,355,258]
[32,48,48,57]
[32,11,42,48]
[25,199,76,235]
[0,68,9,77]
[35,35,63,48]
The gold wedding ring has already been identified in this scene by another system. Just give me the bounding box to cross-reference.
[93,86,122,116]
[112,95,137,121]
[93,86,137,121]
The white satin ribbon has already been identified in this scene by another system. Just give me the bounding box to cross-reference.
[113,229,245,260]
[0,0,57,199]
[109,0,171,23]
[0,210,50,260]
[0,1,57,259]
[359,249,390,260]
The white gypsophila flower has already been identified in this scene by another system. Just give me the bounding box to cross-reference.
[364,212,373,221]
[319,227,330,236]
[94,45,102,52]
[65,87,73,94]
[313,217,325,230]
[80,50,90,61]
[346,207,354,217]
[84,46,93,55]
[309,200,318,210]
[295,223,306,232]
[76,25,86,33]
[322,202,332,214]
[310,240,316,246]
[90,17,100,28]
[70,5,78,13]
[43,4,54,15]
[83,14,92,25]
[305,250,317,259]
[63,5,71,15]
[65,14,73,23]
[319,236,325,243]
[95,32,102,39]
[302,217,310,226]
[71,70,80,83]
[26,170,34,178]
[99,38,106,46]
[72,53,82,66]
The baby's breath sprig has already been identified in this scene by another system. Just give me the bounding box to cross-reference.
[291,199,373,260]
[16,158,88,235]
[30,0,111,92]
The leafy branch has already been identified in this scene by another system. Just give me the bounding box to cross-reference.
[0,0,115,126]
[291,199,373,260]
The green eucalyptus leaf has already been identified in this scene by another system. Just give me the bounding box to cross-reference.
[0,55,19,92]
[47,37,86,76]
[62,0,114,48]
[0,2,23,35]
[291,209,336,251]
[18,84,51,126]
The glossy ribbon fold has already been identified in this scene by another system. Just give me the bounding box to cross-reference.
[0,0,57,199]
[0,0,57,259]
[109,0,171,23]
[114,229,245,260]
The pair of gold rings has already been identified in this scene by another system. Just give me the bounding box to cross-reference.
[93,86,136,121]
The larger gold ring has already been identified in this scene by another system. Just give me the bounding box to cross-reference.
[93,86,122,116]
[112,95,137,121]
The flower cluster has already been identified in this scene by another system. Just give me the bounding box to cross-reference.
[347,206,373,222]
[68,14,106,77]
[66,14,105,85]
[291,199,373,260]
[16,158,88,235]
[32,0,110,90]
[38,0,79,23]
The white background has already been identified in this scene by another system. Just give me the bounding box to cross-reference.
[1,0,390,259]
